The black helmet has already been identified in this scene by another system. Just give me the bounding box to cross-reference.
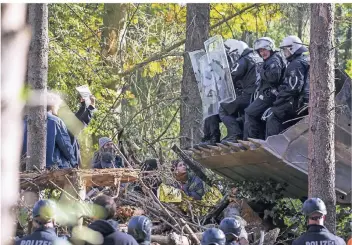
[302,198,327,216]
[201,228,226,245]
[32,199,56,221]
[128,216,152,244]
[219,218,242,238]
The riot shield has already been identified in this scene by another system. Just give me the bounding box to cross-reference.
[199,54,219,119]
[189,49,206,93]
[204,35,236,104]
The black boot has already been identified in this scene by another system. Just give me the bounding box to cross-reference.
[221,135,240,144]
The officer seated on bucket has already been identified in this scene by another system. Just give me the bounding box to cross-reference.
[292,197,346,245]
[16,199,64,245]
[128,215,152,245]
[201,228,226,245]
[244,37,286,140]
[264,35,310,139]
[219,39,262,144]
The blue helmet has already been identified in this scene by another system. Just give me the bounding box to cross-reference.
[302,198,327,216]
[128,216,152,244]
[219,218,242,238]
[201,228,226,245]
[32,199,56,221]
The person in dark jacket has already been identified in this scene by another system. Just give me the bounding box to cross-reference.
[171,159,206,200]
[88,195,138,245]
[16,199,64,245]
[22,92,77,169]
[292,198,346,245]
[219,39,263,143]
[244,37,286,140]
[91,137,124,169]
[265,36,309,138]
[69,96,96,167]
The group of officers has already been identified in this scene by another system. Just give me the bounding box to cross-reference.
[199,35,310,146]
[16,196,346,245]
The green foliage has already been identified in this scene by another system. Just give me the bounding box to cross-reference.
[232,179,287,203]
[336,205,352,240]
[345,60,352,77]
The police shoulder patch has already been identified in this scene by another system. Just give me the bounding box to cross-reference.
[270,63,276,69]
[290,70,296,77]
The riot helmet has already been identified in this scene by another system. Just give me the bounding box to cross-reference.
[279,35,308,59]
[224,39,249,63]
[219,217,242,239]
[32,199,56,222]
[253,37,275,60]
[128,216,152,245]
[201,228,226,245]
[302,198,327,217]
[253,37,275,52]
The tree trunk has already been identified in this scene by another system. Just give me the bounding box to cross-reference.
[297,5,304,39]
[308,3,336,233]
[1,3,31,244]
[26,3,48,171]
[180,3,210,149]
[335,5,342,67]
[102,3,127,70]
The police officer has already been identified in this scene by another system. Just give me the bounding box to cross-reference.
[16,199,64,245]
[201,228,226,245]
[244,37,286,140]
[265,36,309,138]
[219,217,242,245]
[219,40,263,143]
[292,198,346,245]
[128,216,152,245]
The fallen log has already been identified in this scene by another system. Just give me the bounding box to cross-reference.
[151,233,190,245]
[180,218,200,245]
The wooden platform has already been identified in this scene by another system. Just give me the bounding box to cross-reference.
[20,168,140,190]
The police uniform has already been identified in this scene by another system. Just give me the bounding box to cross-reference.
[219,48,261,141]
[292,224,346,245]
[266,46,309,138]
[244,52,286,140]
[15,228,61,245]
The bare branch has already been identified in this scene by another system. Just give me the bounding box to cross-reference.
[117,3,261,77]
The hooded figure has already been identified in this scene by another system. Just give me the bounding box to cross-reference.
[91,137,124,169]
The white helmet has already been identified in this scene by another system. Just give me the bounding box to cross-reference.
[224,39,249,57]
[253,37,275,52]
[279,35,307,58]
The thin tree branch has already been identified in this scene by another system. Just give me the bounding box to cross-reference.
[150,106,180,145]
[117,3,261,77]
